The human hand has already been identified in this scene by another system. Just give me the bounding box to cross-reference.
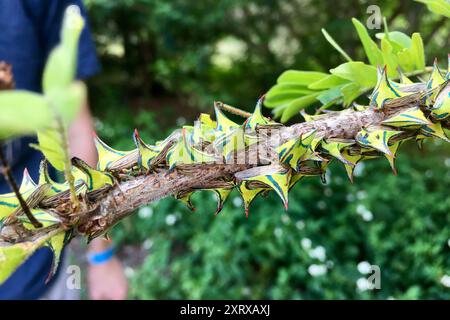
[87,255,128,300]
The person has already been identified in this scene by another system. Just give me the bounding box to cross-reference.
[0,0,128,299]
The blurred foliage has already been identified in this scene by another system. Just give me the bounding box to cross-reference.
[85,0,450,299]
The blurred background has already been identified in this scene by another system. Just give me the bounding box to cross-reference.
[77,0,449,299]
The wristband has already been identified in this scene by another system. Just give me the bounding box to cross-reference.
[87,246,115,265]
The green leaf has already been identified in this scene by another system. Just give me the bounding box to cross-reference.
[351,18,384,66]
[42,46,74,94]
[317,87,343,105]
[341,83,363,106]
[397,49,415,72]
[265,83,315,108]
[0,91,51,139]
[411,33,426,70]
[36,128,66,171]
[415,0,450,18]
[47,82,87,124]
[381,37,399,77]
[280,94,319,122]
[321,28,353,62]
[277,70,328,85]
[330,62,378,88]
[42,6,84,95]
[308,74,350,90]
[376,31,412,51]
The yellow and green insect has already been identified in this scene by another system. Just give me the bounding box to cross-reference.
[381,107,430,128]
[166,128,218,170]
[355,126,401,157]
[72,157,115,191]
[94,133,139,171]
[0,169,39,220]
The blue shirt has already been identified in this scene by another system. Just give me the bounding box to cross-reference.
[0,0,100,299]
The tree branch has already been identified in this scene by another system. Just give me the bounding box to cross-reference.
[1,81,449,246]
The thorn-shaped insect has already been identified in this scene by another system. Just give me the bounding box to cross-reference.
[429,82,450,120]
[355,126,402,157]
[244,96,274,130]
[424,59,446,107]
[192,113,217,144]
[166,128,218,170]
[38,159,85,196]
[237,182,267,218]
[212,106,245,160]
[214,127,246,161]
[93,133,139,171]
[382,107,430,128]
[276,130,317,171]
[71,157,115,191]
[370,66,407,109]
[289,172,306,190]
[0,169,38,219]
[321,138,355,167]
[398,68,414,85]
[385,141,402,175]
[133,129,169,171]
[427,59,446,91]
[236,165,291,216]
[16,208,65,281]
[174,190,196,211]
[302,133,325,162]
[45,232,66,280]
[175,186,233,215]
[417,120,450,143]
[211,188,233,215]
[214,104,240,132]
[341,148,364,183]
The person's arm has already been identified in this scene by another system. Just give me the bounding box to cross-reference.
[68,101,128,300]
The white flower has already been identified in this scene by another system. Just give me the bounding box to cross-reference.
[232,197,243,207]
[356,204,373,221]
[356,277,370,291]
[362,211,373,221]
[308,264,327,277]
[301,238,312,250]
[295,220,305,230]
[357,261,372,274]
[317,200,327,210]
[124,266,135,278]
[309,246,326,262]
[274,227,283,238]
[356,204,367,215]
[346,193,355,202]
[281,214,290,224]
[143,239,153,250]
[440,275,450,288]
[241,287,251,296]
[138,206,153,219]
[165,214,177,226]
[356,190,367,200]
[445,158,450,167]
